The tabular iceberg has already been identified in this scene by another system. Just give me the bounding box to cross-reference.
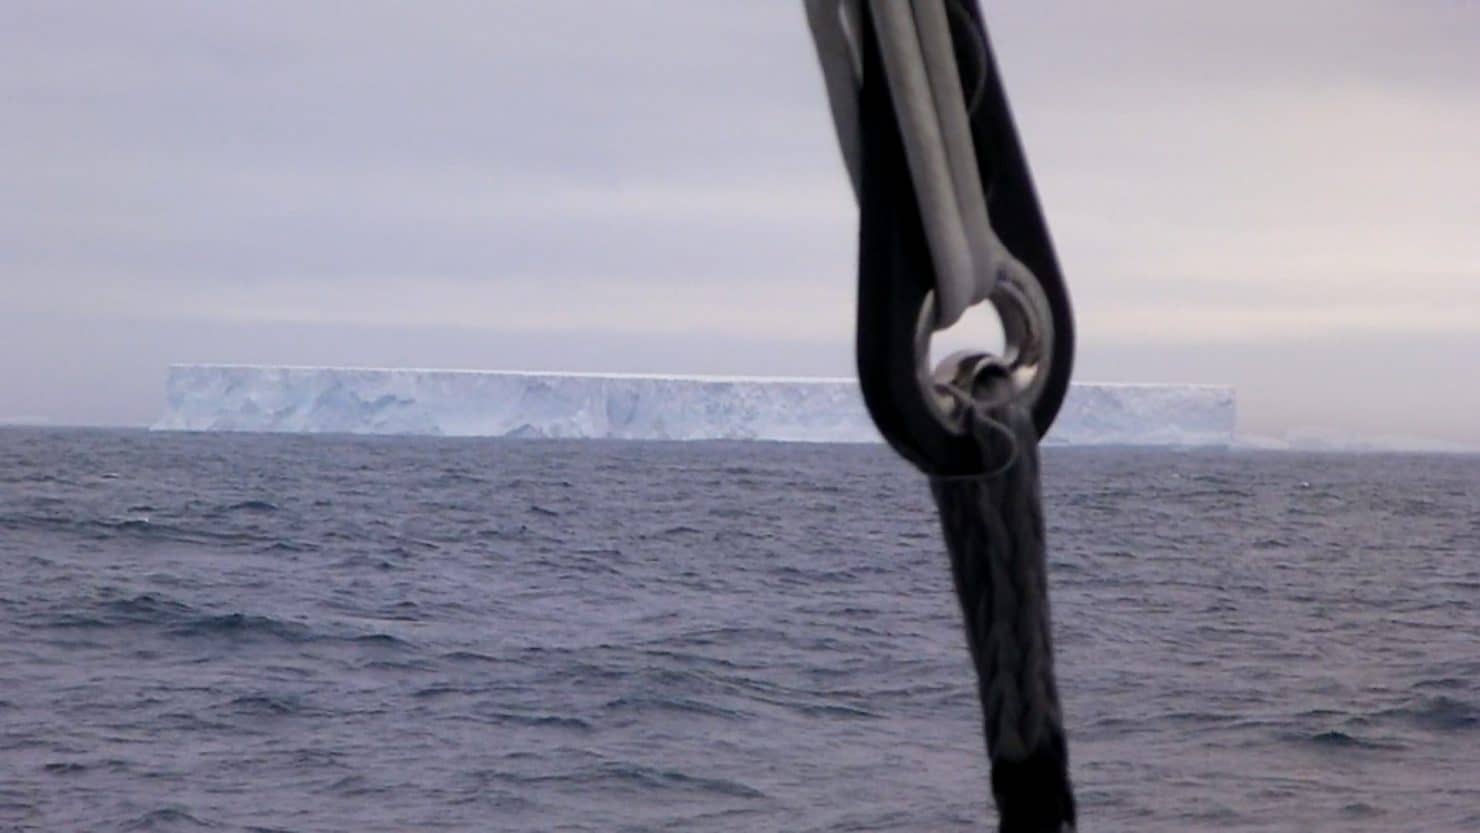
[155,365,1236,447]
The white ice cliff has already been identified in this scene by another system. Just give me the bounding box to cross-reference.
[155,365,1236,447]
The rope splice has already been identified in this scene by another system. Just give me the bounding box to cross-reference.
[930,370,1075,832]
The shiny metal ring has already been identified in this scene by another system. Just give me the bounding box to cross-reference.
[913,260,1055,434]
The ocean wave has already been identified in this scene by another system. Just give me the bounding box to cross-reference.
[592,763,766,800]
[1302,730,1402,751]
[168,613,314,643]
[257,540,316,553]
[45,593,195,629]
[1341,801,1383,818]
[439,650,498,664]
[1379,696,1480,732]
[324,775,387,797]
[602,694,748,722]
[121,807,216,831]
[221,500,279,513]
[227,694,305,716]
[482,710,592,731]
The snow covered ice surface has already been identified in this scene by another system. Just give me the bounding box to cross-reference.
[155,365,1236,447]
[1051,383,1236,447]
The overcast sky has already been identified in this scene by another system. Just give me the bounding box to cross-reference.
[3,1,1477,447]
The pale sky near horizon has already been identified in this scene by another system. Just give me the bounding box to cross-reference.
[3,1,1477,447]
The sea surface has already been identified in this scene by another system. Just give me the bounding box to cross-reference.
[1,428,1477,832]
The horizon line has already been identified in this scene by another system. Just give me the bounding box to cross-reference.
[167,363,1238,390]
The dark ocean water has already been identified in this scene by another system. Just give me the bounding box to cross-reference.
[1,428,1477,832]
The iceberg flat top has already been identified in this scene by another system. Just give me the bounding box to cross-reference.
[158,364,1236,446]
[167,364,859,386]
[168,364,1232,390]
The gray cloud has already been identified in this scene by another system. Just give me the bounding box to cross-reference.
[2,1,1476,446]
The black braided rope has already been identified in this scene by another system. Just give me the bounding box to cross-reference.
[929,397,1076,833]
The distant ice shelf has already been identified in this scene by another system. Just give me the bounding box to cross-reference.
[155,365,1236,447]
